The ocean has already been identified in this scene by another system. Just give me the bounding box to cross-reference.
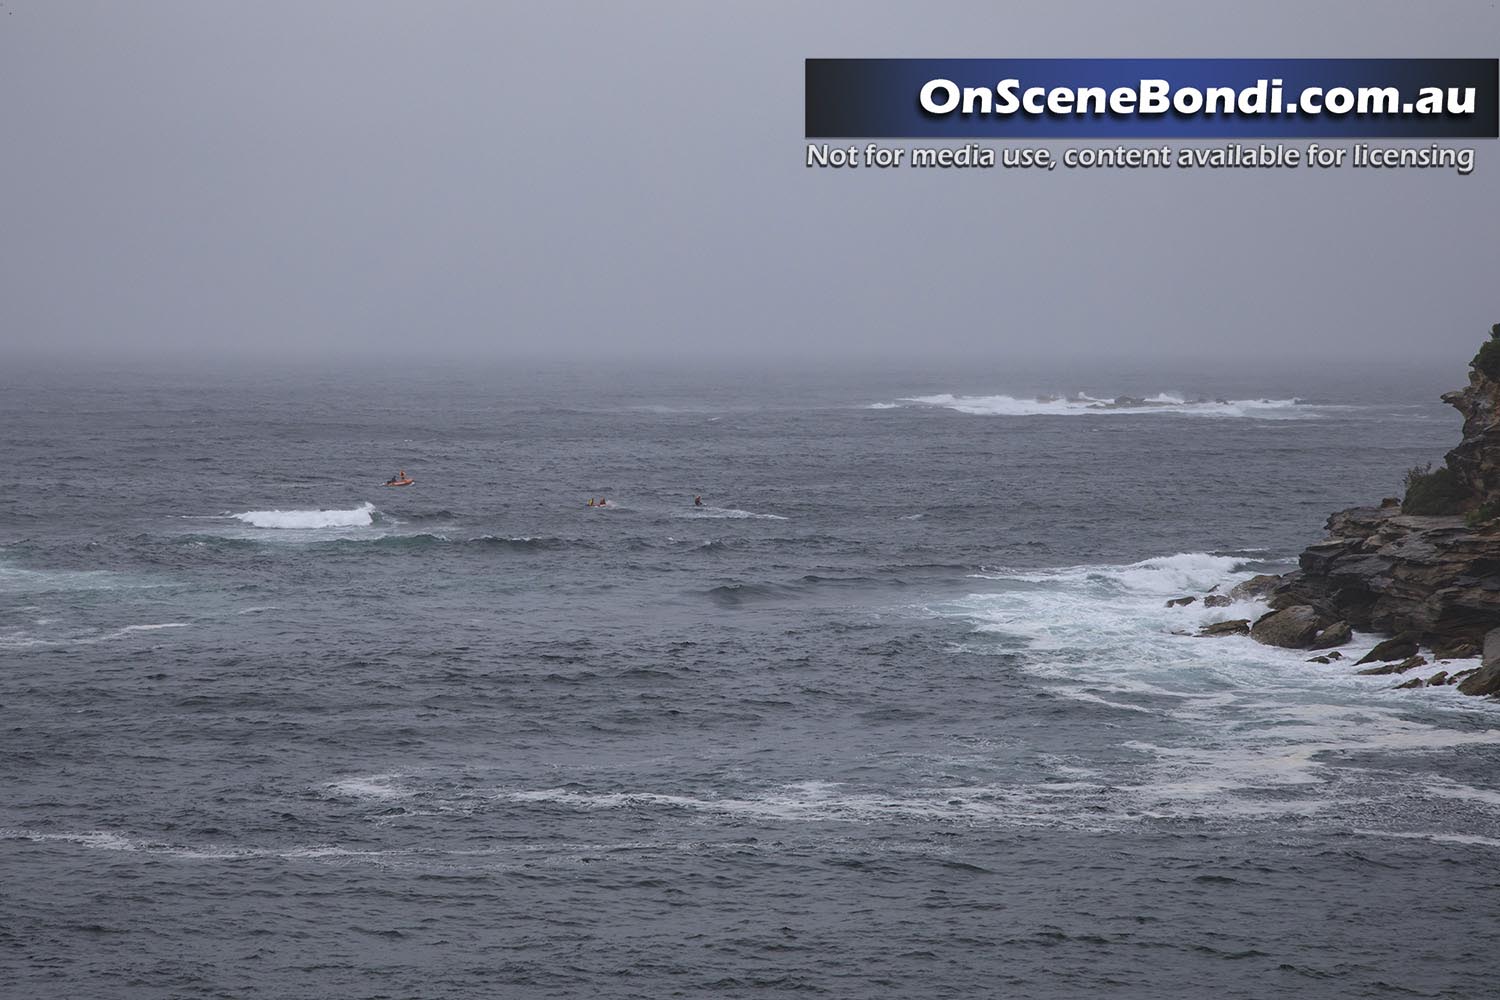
[3,356,1497,999]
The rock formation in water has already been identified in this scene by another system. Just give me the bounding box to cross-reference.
[1264,325,1500,693]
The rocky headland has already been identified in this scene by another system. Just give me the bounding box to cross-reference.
[1189,326,1500,695]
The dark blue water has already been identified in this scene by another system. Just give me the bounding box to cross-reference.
[4,358,1498,999]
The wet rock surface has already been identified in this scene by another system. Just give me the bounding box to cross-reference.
[1456,629,1500,696]
[1250,606,1324,649]
[1198,619,1251,638]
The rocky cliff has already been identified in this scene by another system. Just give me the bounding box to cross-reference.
[1441,331,1500,502]
[1263,327,1500,693]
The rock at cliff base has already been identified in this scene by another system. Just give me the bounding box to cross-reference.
[1395,677,1425,689]
[1198,619,1251,638]
[1428,671,1450,686]
[1456,629,1500,696]
[1307,655,1332,664]
[1359,655,1428,676]
[1354,636,1420,666]
[1166,596,1196,608]
[1251,606,1323,649]
[1309,621,1352,649]
[1229,574,1282,602]
[1204,594,1232,608]
[1433,640,1480,661]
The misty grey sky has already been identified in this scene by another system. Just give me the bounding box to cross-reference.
[0,0,1495,364]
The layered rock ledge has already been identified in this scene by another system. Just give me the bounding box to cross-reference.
[1270,505,1500,648]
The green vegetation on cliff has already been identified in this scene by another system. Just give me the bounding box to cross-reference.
[1465,499,1500,528]
[1402,462,1464,515]
[1471,323,1500,380]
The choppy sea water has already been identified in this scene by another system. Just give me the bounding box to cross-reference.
[2,358,1497,999]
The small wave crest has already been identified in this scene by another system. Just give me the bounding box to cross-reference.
[706,581,802,606]
[0,563,152,595]
[704,573,903,605]
[317,533,582,552]
[469,535,573,551]
[400,509,459,523]
[321,532,445,549]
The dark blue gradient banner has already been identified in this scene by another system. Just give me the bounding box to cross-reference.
[805,59,1499,138]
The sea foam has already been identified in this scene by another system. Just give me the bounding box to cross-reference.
[931,551,1500,826]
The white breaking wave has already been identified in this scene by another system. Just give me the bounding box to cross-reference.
[324,774,414,802]
[117,622,188,633]
[0,827,424,862]
[0,826,930,869]
[1353,829,1500,850]
[0,621,189,649]
[1,829,140,852]
[876,392,1315,419]
[680,506,789,520]
[497,779,1108,826]
[971,551,1247,598]
[231,501,378,530]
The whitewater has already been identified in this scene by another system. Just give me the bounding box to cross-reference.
[230,500,380,529]
[2,358,1497,1000]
